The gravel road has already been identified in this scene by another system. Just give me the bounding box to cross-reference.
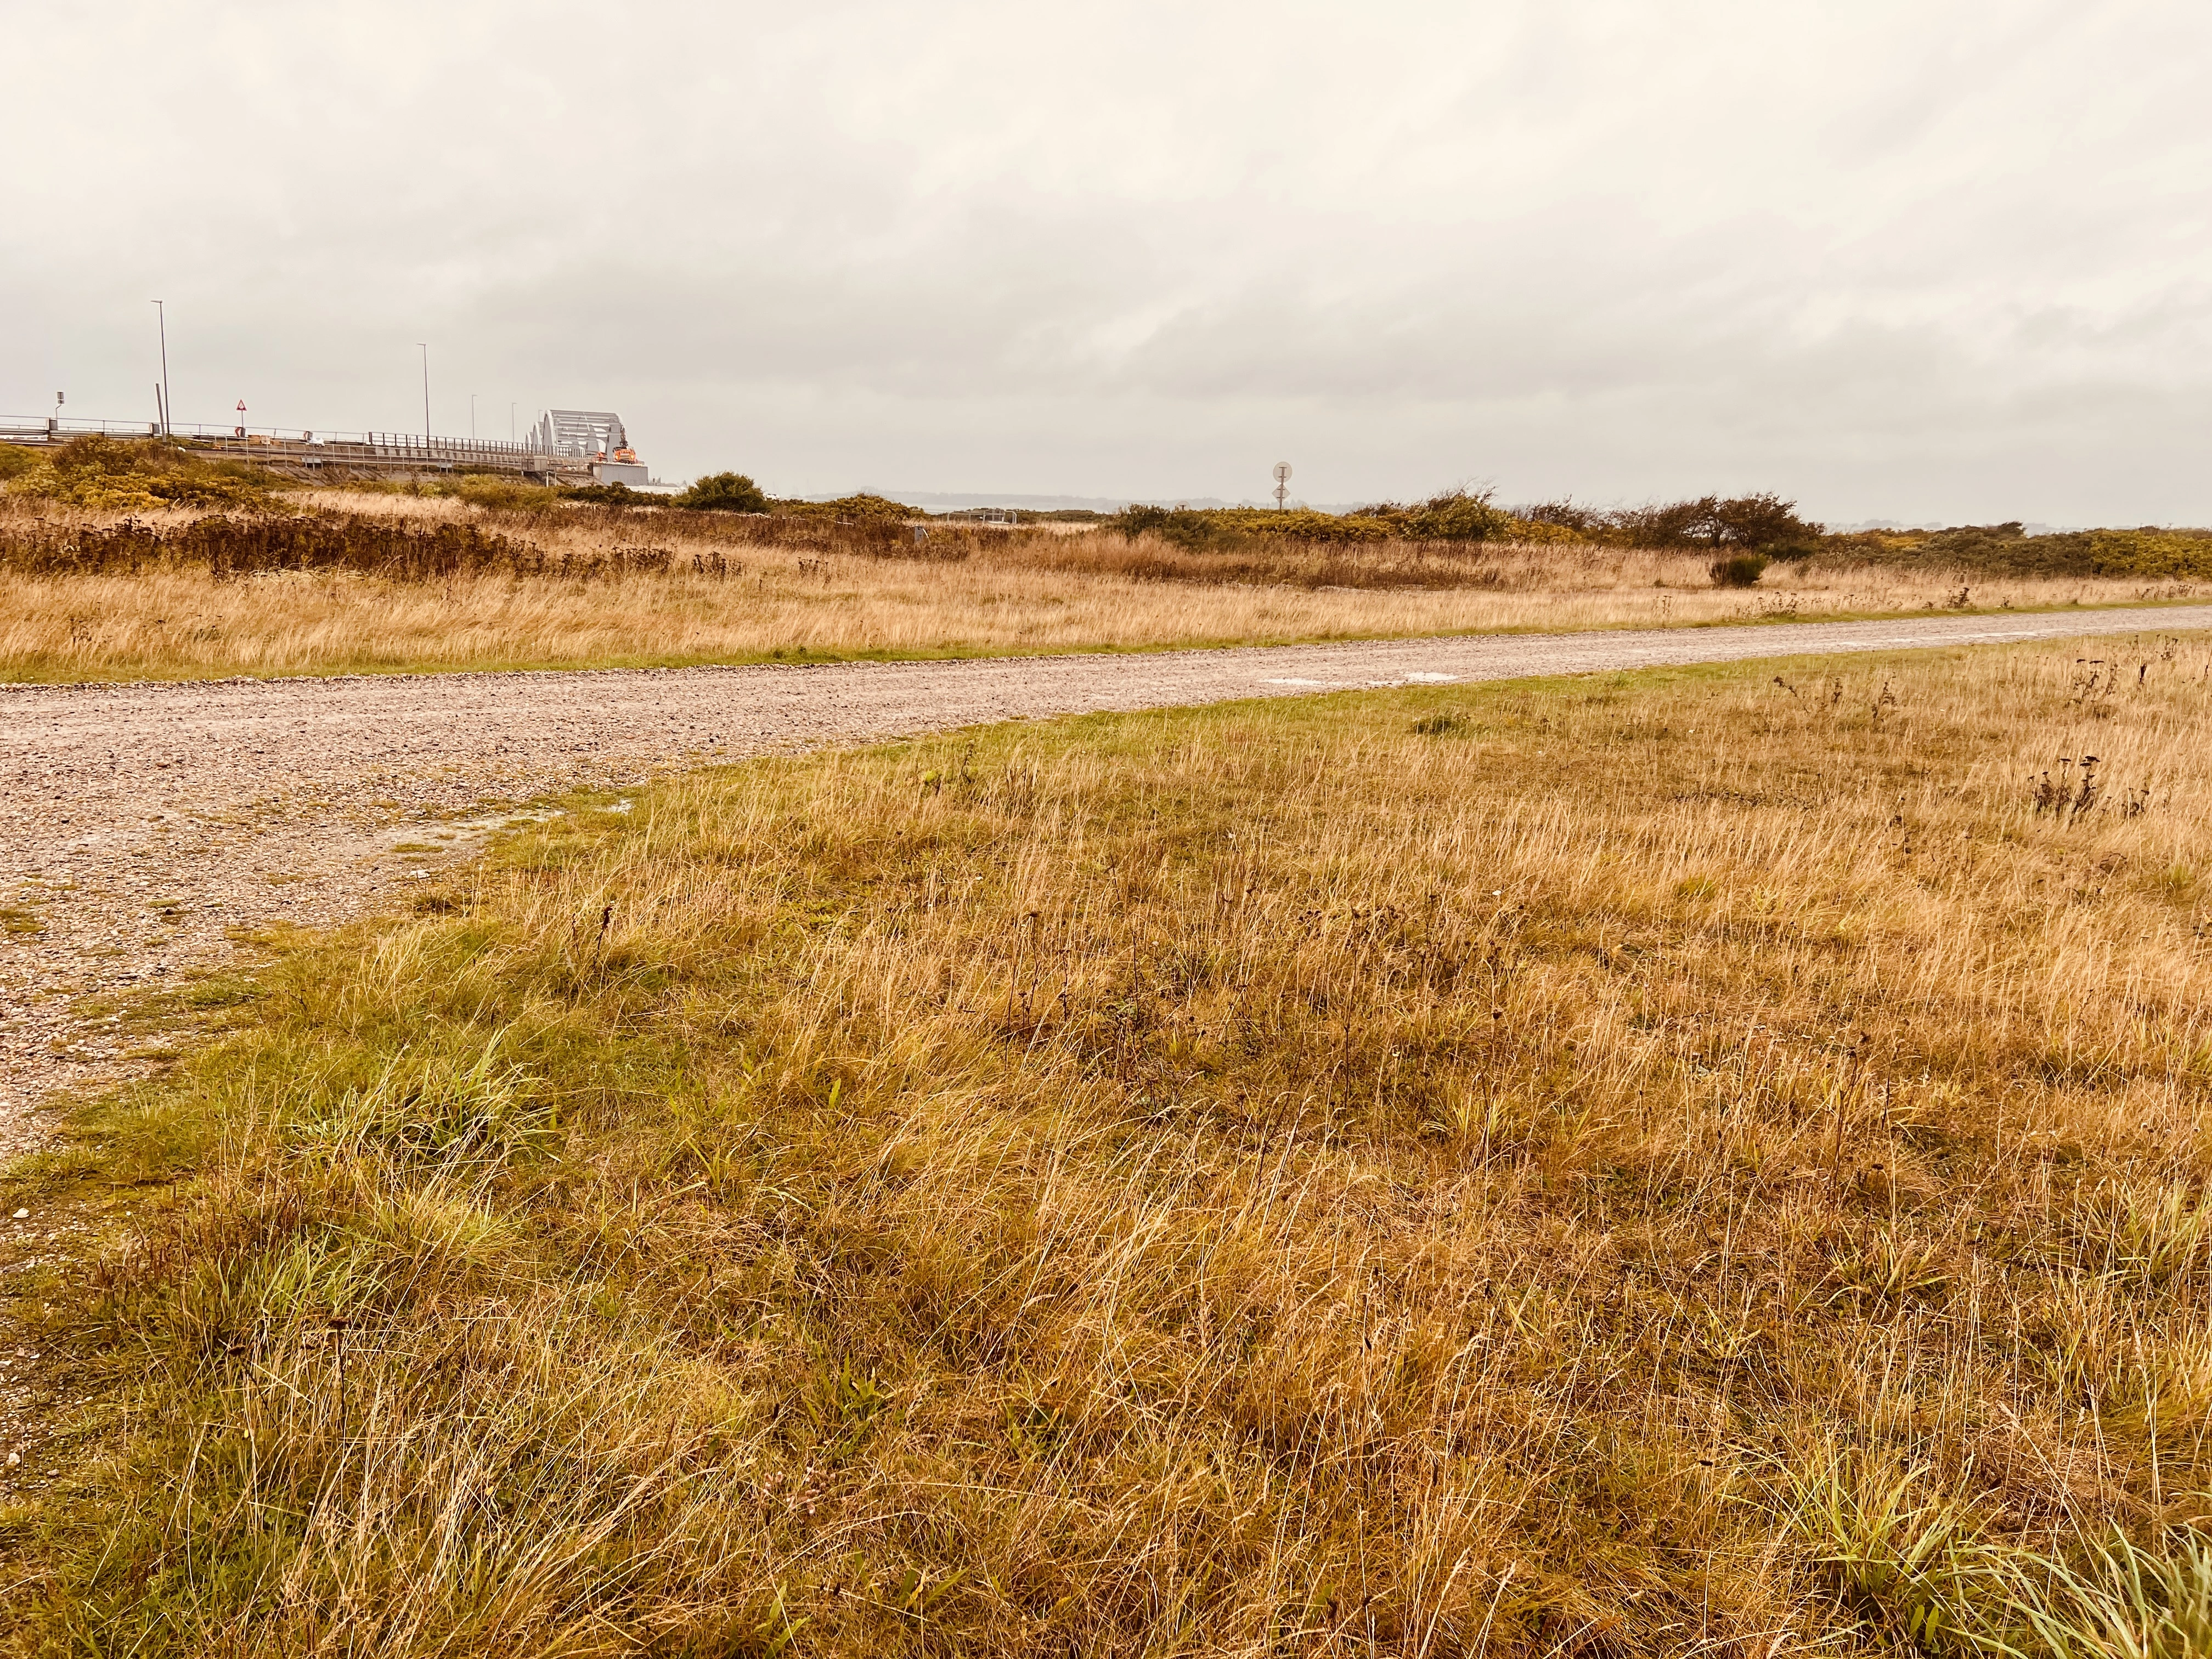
[6,603,2210,1152]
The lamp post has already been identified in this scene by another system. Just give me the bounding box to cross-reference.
[151,301,172,436]
[418,343,430,439]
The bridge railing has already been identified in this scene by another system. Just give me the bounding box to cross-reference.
[0,416,614,473]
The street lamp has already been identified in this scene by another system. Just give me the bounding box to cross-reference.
[418,343,431,439]
[151,301,172,436]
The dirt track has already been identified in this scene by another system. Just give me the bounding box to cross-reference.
[6,603,2210,1152]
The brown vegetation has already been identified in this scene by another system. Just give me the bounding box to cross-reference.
[6,635,2212,1652]
[1514,491,1824,554]
[1,491,2198,683]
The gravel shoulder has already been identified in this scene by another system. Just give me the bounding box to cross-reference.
[7,603,2210,1154]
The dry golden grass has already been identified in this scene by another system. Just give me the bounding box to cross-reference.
[1,493,2198,681]
[7,632,2212,1655]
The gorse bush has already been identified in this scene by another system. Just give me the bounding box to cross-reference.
[1105,490,1820,553]
[557,482,652,506]
[770,492,915,526]
[674,472,771,514]
[437,473,563,511]
[1401,488,1515,541]
[2,433,287,511]
[1827,521,2212,580]
[1109,504,1393,549]
[1111,490,1517,550]
[1328,489,1517,541]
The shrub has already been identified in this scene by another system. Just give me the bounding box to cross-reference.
[560,482,653,506]
[1112,499,1528,550]
[1107,505,1391,549]
[1403,488,1512,542]
[772,493,912,526]
[5,433,286,511]
[440,473,561,511]
[2080,528,2212,578]
[0,443,37,482]
[1499,516,1584,545]
[1711,552,1771,587]
[1111,504,1216,549]
[1819,523,2212,580]
[1573,493,1824,552]
[1513,498,1604,535]
[675,472,770,514]
[1709,492,1823,552]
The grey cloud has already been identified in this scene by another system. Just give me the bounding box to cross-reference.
[4,0,2208,522]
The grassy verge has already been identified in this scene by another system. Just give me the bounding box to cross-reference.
[3,580,2205,689]
[6,636,2212,1654]
[5,594,2208,690]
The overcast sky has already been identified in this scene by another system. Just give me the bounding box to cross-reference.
[4,0,2207,522]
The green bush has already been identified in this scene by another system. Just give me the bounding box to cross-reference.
[1821,523,2212,579]
[1607,493,1822,552]
[783,493,912,524]
[1111,505,1225,549]
[674,472,770,514]
[439,473,561,511]
[0,442,37,482]
[1403,489,1512,542]
[1711,552,1772,588]
[1108,504,1395,548]
[5,434,286,510]
[1103,489,1522,549]
[560,482,652,507]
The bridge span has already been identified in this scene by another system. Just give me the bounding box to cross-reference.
[1,408,650,487]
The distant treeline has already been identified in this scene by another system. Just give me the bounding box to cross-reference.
[1103,491,1826,553]
[1098,494,2212,579]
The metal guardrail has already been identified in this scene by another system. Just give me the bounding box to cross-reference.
[0,416,166,440]
[0,416,603,479]
[3,415,544,462]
